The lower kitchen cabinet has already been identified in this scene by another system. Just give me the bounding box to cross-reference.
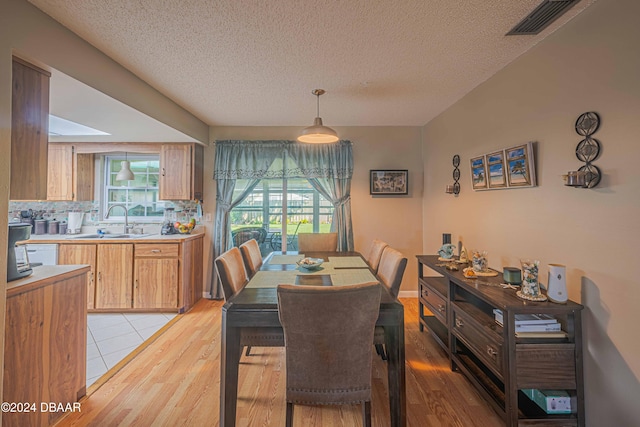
[95,244,134,309]
[58,243,97,309]
[134,243,179,309]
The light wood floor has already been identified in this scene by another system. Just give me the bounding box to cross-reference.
[55,298,503,426]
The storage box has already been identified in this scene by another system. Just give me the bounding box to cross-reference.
[522,389,572,414]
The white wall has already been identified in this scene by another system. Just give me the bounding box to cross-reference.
[422,0,640,424]
[207,126,424,294]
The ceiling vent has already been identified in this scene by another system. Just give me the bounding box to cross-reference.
[506,0,581,35]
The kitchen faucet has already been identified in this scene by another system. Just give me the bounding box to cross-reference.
[105,204,131,234]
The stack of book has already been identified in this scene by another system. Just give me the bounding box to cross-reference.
[493,309,567,338]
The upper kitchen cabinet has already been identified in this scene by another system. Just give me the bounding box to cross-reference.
[47,143,94,201]
[159,143,203,201]
[10,57,51,200]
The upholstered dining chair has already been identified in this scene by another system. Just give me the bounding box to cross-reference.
[373,246,408,360]
[365,239,389,274]
[297,232,338,252]
[239,238,263,278]
[215,247,283,356]
[277,282,381,427]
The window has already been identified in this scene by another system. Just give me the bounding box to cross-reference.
[104,155,166,221]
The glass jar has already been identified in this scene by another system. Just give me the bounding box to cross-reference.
[472,250,488,272]
[520,259,541,297]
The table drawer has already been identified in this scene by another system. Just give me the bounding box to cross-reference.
[452,306,503,378]
[420,283,447,324]
[135,243,179,257]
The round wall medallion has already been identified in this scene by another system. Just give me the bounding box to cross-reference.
[575,112,600,136]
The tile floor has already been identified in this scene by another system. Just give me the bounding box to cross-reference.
[86,312,177,387]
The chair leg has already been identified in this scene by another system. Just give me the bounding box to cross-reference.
[286,402,294,427]
[245,345,252,356]
[375,343,387,360]
[362,401,371,427]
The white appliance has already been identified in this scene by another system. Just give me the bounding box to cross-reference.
[67,212,84,234]
[26,244,58,266]
[547,263,568,304]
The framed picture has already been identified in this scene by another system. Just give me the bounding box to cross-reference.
[370,170,408,195]
[505,142,537,187]
[470,156,487,190]
[486,151,507,189]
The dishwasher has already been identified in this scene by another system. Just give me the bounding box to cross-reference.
[25,244,58,266]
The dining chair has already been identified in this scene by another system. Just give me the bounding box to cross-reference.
[215,247,283,356]
[277,282,381,427]
[297,232,338,252]
[365,239,389,274]
[239,238,263,278]
[373,246,408,360]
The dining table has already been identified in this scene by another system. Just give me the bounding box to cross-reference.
[219,250,406,427]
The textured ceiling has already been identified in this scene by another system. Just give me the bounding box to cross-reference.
[29,0,596,130]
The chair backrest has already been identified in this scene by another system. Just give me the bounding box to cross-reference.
[297,232,338,252]
[277,282,381,405]
[214,247,249,301]
[239,238,263,278]
[232,227,267,246]
[377,246,408,299]
[365,239,389,273]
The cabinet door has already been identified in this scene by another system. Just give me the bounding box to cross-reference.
[159,144,192,200]
[134,258,178,309]
[58,244,98,309]
[10,57,50,200]
[95,244,134,309]
[47,144,74,200]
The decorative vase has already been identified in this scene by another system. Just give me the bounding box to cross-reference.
[520,259,541,297]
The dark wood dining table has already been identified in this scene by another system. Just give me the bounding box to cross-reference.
[219,251,406,427]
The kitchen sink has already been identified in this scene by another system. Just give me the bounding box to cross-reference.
[66,233,155,239]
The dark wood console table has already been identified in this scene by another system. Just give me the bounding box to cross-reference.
[417,255,584,426]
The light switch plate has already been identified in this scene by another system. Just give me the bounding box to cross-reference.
[205,213,212,222]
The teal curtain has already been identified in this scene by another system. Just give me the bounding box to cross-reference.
[211,140,354,298]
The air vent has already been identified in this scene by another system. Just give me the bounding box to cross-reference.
[507,0,581,35]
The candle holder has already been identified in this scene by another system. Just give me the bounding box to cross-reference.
[446,155,461,195]
[565,112,601,188]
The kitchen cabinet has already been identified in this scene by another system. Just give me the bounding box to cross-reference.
[10,57,51,200]
[159,143,204,201]
[47,143,94,201]
[180,235,203,312]
[4,266,88,427]
[58,243,98,309]
[95,244,134,309]
[417,255,585,426]
[133,243,179,309]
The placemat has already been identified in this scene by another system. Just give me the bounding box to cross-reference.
[246,271,297,288]
[331,269,378,287]
[328,256,369,268]
[268,254,305,265]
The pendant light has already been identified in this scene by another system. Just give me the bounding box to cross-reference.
[115,152,135,181]
[297,89,339,143]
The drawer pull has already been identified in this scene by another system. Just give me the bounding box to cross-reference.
[438,304,446,313]
[486,345,498,358]
[151,249,161,253]
[455,318,464,328]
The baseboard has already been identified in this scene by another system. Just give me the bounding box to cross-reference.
[398,290,418,298]
[202,291,212,299]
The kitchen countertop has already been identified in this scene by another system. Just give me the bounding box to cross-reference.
[7,264,92,297]
[22,228,204,244]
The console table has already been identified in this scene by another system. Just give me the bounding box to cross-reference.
[417,255,584,426]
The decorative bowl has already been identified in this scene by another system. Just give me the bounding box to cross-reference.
[176,227,192,235]
[296,257,324,270]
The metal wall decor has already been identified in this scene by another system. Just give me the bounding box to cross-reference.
[566,111,601,188]
[446,155,461,195]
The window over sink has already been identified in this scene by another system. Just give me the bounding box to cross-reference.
[103,155,166,221]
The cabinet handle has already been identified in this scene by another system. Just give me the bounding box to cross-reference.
[151,249,161,253]
[486,345,498,358]
[455,318,464,328]
[162,167,166,176]
[438,304,446,313]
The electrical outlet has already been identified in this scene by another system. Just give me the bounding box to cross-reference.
[205,213,212,222]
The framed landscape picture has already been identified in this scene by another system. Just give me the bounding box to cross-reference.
[470,156,487,190]
[486,151,507,189]
[370,170,408,195]
[505,142,536,187]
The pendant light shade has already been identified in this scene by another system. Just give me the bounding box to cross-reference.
[116,153,135,181]
[298,89,339,143]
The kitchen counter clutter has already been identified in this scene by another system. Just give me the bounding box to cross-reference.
[4,265,89,427]
[22,230,204,313]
